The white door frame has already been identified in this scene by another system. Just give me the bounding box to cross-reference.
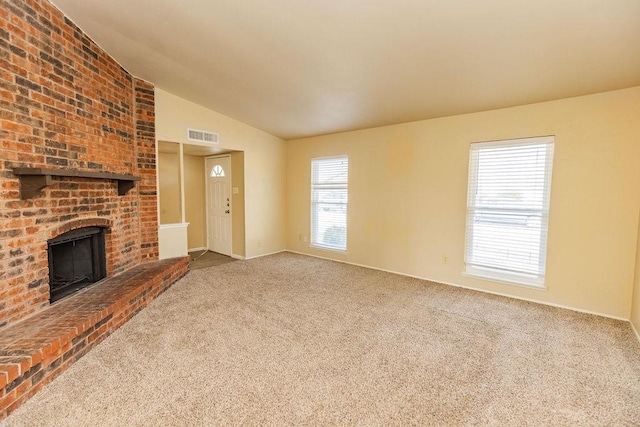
[205,155,232,255]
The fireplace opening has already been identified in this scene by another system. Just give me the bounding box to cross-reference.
[48,227,107,303]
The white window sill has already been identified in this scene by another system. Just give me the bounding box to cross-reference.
[463,267,547,290]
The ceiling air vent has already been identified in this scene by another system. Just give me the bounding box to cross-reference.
[187,128,219,144]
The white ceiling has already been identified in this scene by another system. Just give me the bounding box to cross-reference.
[51,0,640,140]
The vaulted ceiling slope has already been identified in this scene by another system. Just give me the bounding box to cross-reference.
[50,0,640,140]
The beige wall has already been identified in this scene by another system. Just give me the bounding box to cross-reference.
[158,152,181,224]
[183,154,206,250]
[632,212,640,336]
[155,89,286,258]
[231,151,246,257]
[287,87,640,319]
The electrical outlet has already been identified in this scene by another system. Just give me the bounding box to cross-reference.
[442,256,449,265]
[298,234,303,241]
[303,235,308,242]
[257,241,262,248]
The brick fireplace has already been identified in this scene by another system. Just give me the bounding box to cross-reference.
[47,223,107,302]
[0,0,189,418]
[0,0,160,328]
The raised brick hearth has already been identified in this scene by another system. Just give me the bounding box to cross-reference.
[0,256,189,419]
[0,0,189,419]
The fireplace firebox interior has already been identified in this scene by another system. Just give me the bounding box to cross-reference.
[48,227,107,303]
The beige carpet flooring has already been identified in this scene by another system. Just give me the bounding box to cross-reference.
[2,253,640,426]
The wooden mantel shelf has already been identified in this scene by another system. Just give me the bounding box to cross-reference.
[12,167,140,199]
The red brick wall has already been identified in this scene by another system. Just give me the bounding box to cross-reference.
[0,0,159,328]
[134,79,159,261]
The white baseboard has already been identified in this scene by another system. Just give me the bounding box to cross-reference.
[231,253,246,260]
[188,247,207,253]
[244,249,287,260]
[285,250,628,322]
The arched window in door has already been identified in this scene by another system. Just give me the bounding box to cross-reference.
[210,164,225,177]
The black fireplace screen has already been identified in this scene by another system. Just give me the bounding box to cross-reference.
[48,227,106,303]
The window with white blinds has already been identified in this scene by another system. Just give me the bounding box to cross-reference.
[311,156,348,251]
[464,136,554,287]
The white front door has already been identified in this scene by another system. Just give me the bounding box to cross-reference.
[205,156,232,255]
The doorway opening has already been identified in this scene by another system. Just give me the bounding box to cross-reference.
[157,141,245,260]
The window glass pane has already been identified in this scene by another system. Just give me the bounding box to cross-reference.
[311,156,348,251]
[465,137,554,286]
[474,144,549,210]
[210,164,225,177]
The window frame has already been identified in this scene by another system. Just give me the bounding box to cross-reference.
[464,136,554,288]
[310,155,349,253]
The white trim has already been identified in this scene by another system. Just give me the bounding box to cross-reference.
[471,135,555,149]
[461,270,547,290]
[188,246,207,252]
[465,137,554,282]
[632,321,640,344]
[244,249,286,260]
[309,154,350,161]
[231,253,246,260]
[285,250,628,322]
[159,222,189,230]
[310,155,349,252]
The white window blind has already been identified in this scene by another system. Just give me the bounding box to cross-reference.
[464,136,554,287]
[311,156,348,251]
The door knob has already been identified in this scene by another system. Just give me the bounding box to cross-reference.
[225,210,230,214]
